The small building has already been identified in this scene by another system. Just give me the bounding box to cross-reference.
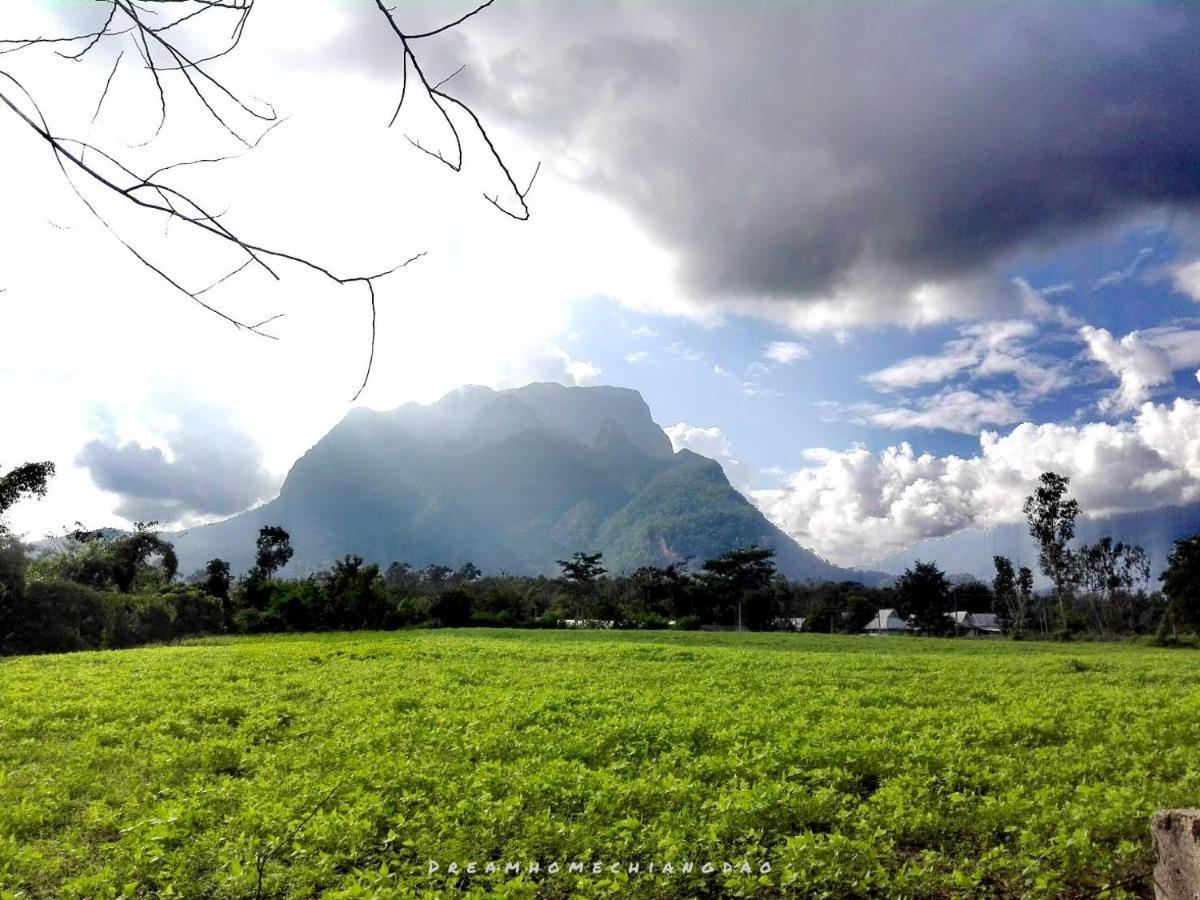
[948,611,1003,637]
[862,608,909,636]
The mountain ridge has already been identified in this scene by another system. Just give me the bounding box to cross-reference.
[172,383,877,583]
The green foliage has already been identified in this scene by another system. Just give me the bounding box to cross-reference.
[5,579,107,653]
[895,560,951,635]
[555,552,606,584]
[1160,535,1200,639]
[200,558,232,602]
[255,526,294,579]
[429,589,472,627]
[1024,472,1081,629]
[0,630,1191,897]
[47,523,178,594]
[699,546,777,628]
[0,461,55,528]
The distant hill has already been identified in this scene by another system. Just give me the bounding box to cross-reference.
[872,504,1200,585]
[172,383,878,583]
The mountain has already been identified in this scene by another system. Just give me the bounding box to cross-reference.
[873,503,1200,584]
[172,383,869,582]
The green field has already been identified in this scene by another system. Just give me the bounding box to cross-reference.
[2,631,1198,898]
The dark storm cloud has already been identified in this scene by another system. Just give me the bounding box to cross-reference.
[77,401,278,523]
[328,0,1200,317]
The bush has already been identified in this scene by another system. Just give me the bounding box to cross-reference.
[431,589,473,627]
[673,615,703,631]
[7,579,108,654]
[103,594,177,648]
[162,585,224,635]
[471,609,515,628]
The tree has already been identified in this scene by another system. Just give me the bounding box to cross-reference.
[453,562,483,584]
[200,559,233,602]
[993,555,1033,637]
[627,564,692,619]
[993,555,1016,632]
[322,555,388,630]
[58,521,177,593]
[700,546,777,630]
[895,560,951,636]
[1159,535,1200,639]
[556,552,607,584]
[1023,472,1080,631]
[556,552,607,618]
[421,564,454,587]
[0,461,55,532]
[200,558,233,627]
[384,561,416,591]
[254,526,293,579]
[110,522,178,593]
[1076,537,1150,633]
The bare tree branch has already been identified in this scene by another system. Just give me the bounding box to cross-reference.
[0,0,535,396]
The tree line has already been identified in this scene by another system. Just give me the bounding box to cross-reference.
[2,463,1200,655]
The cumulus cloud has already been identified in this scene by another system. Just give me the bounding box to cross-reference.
[524,344,602,387]
[664,422,750,491]
[764,341,810,365]
[752,398,1200,566]
[1081,325,1200,412]
[77,400,279,524]
[382,1,1200,329]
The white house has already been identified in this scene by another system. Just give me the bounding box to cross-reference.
[862,608,910,635]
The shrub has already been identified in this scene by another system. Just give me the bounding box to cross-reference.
[7,579,108,653]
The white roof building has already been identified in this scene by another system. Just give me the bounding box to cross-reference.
[863,608,910,635]
[949,611,1003,636]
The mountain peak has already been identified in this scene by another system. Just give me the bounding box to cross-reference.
[171,382,864,583]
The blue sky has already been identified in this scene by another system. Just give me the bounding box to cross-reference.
[564,224,1200,487]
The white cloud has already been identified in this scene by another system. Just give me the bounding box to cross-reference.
[1093,247,1154,289]
[865,319,1064,398]
[752,397,1200,566]
[1041,282,1075,296]
[624,351,650,363]
[536,345,602,387]
[867,389,1025,434]
[1079,325,1200,412]
[1171,259,1200,302]
[663,422,751,491]
[764,341,810,365]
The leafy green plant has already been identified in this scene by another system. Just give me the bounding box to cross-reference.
[0,630,1193,897]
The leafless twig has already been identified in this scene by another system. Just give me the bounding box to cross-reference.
[0,0,534,396]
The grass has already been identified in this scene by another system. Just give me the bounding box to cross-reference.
[1,629,1198,898]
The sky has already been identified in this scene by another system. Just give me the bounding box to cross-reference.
[3,0,1200,568]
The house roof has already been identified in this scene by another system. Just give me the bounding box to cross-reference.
[947,611,1002,630]
[970,613,1001,630]
[864,608,906,630]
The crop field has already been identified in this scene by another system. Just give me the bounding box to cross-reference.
[2,631,1199,898]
